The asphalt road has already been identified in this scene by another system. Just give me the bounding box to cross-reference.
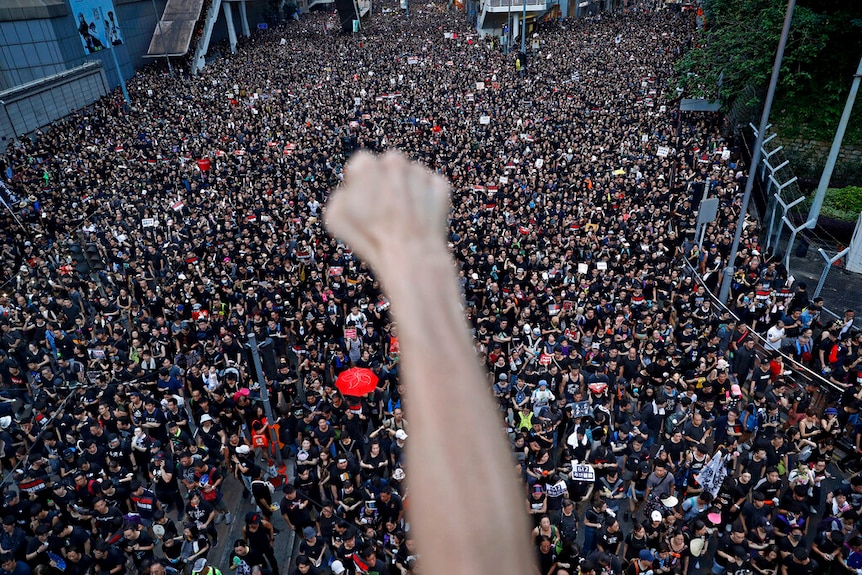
[203,457,299,573]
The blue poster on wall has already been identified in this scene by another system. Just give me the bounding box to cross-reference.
[72,0,123,54]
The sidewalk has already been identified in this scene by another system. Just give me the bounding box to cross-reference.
[205,457,299,574]
[788,247,862,326]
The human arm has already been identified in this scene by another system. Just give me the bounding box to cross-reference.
[325,151,534,575]
[25,539,50,561]
[281,510,295,532]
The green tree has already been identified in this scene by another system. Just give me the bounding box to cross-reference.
[677,0,834,102]
[677,0,862,144]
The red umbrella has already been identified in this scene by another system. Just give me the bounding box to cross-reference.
[335,367,379,396]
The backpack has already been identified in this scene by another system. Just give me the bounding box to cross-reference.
[743,403,759,433]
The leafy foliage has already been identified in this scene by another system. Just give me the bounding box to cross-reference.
[796,187,862,222]
[676,0,862,145]
[825,186,862,215]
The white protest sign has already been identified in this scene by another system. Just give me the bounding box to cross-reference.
[142,218,158,228]
[657,146,670,158]
[479,115,491,125]
[596,261,608,270]
[570,464,596,482]
[577,263,589,274]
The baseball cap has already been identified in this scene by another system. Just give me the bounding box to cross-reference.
[651,510,663,522]
[236,445,250,455]
[303,526,317,539]
[199,414,213,424]
[639,550,655,562]
[331,560,346,574]
[395,429,408,441]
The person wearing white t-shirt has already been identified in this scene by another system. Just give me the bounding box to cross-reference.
[764,320,785,351]
[345,305,368,335]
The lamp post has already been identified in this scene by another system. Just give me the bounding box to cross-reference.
[505,0,512,54]
[718,0,796,303]
[520,0,526,54]
[99,7,130,104]
[150,0,175,76]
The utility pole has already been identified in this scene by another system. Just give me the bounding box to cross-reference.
[520,0,527,54]
[247,333,283,464]
[99,7,130,105]
[718,0,796,303]
[506,0,513,54]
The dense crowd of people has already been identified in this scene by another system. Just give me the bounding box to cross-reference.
[0,0,860,574]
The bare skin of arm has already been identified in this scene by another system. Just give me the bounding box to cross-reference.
[326,151,534,575]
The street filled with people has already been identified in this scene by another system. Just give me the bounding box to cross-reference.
[0,0,861,574]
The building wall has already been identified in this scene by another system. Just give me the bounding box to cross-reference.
[116,0,175,71]
[0,0,268,144]
[0,19,69,90]
[0,62,109,143]
[1,0,268,88]
[0,0,168,93]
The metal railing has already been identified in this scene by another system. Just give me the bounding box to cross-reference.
[679,256,844,397]
[484,0,545,8]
